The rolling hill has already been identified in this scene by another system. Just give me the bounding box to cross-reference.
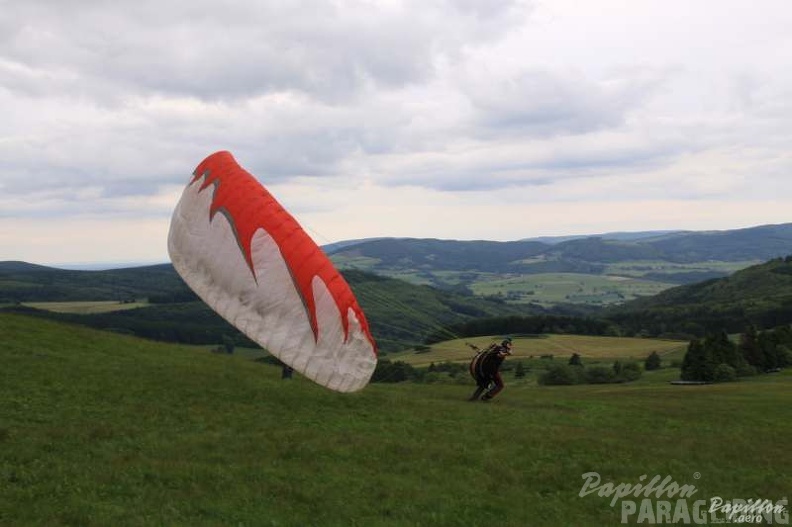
[0,264,536,353]
[0,262,196,303]
[328,223,792,268]
[4,222,792,347]
[326,223,792,306]
[607,255,792,336]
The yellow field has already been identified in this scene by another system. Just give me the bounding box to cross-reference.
[390,334,687,366]
[22,300,148,314]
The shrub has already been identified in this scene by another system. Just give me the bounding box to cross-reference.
[736,363,758,377]
[585,366,614,384]
[615,361,642,382]
[422,372,441,384]
[538,364,581,385]
[371,360,418,383]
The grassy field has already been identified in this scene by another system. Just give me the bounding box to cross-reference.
[1,313,790,527]
[334,267,676,306]
[329,258,762,308]
[19,300,149,314]
[390,335,687,367]
[603,260,760,278]
[469,273,672,306]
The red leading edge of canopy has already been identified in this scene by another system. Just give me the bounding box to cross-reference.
[191,150,377,355]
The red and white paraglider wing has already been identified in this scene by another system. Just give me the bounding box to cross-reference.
[167,151,377,392]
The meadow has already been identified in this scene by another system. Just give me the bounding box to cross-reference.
[469,273,672,306]
[392,334,687,368]
[602,260,760,278]
[328,251,761,308]
[1,313,790,527]
[20,300,149,314]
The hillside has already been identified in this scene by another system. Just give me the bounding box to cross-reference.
[2,312,790,526]
[0,262,195,303]
[607,256,792,336]
[328,223,792,267]
[4,222,792,346]
[327,223,792,306]
[0,264,535,353]
[5,223,791,311]
[522,230,684,244]
[647,223,792,262]
[345,270,534,350]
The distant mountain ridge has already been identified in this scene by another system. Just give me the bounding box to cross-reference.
[325,223,792,292]
[4,223,792,345]
[521,230,686,245]
[313,223,792,307]
[5,222,792,310]
[327,223,792,266]
[10,223,791,272]
[0,261,58,272]
[0,263,190,303]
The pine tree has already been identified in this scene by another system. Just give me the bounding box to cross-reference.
[645,351,662,371]
[758,331,777,371]
[705,331,742,370]
[739,325,764,370]
[681,339,714,382]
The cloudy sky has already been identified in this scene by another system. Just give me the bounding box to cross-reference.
[2,0,791,266]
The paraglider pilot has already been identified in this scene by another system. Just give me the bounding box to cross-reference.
[468,337,513,401]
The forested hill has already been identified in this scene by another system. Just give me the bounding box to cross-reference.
[607,256,792,336]
[5,254,792,347]
[323,223,792,299]
[327,223,792,272]
[0,262,195,303]
[0,263,535,353]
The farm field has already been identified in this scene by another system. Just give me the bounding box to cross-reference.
[602,260,760,278]
[468,273,673,305]
[1,313,789,527]
[390,334,687,367]
[328,251,764,308]
[20,300,149,314]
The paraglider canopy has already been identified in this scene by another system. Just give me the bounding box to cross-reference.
[168,151,377,392]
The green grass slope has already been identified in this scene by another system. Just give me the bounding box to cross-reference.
[2,313,790,526]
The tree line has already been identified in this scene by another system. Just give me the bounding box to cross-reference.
[424,315,618,344]
[681,325,792,382]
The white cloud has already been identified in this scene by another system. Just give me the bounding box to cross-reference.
[1,0,791,264]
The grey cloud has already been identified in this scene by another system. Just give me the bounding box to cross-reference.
[2,0,790,226]
[373,129,692,193]
[466,69,662,138]
[1,0,529,103]
[237,131,362,180]
[0,0,533,213]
